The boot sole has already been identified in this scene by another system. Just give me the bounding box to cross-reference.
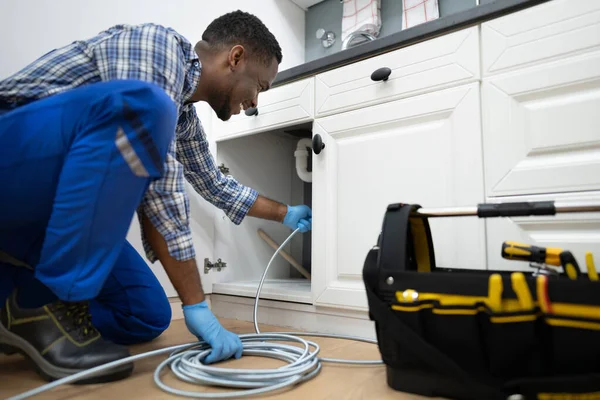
[0,322,133,384]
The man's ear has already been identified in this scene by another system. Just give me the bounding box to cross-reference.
[228,45,245,70]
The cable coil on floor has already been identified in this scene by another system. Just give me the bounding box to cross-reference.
[9,229,383,399]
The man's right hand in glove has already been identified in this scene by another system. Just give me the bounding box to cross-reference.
[182,300,243,364]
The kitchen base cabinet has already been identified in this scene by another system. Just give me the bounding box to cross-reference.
[208,126,315,305]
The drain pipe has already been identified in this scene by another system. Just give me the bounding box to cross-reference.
[294,138,312,183]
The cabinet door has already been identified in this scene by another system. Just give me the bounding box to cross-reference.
[212,78,314,142]
[314,26,480,118]
[312,83,486,311]
[481,50,600,198]
[485,192,600,276]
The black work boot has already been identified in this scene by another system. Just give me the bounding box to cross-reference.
[0,290,134,384]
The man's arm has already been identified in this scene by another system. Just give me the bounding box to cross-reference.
[176,106,311,234]
[175,106,265,224]
[247,195,288,222]
[140,212,205,305]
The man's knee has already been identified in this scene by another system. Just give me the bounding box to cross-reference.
[127,295,172,343]
[142,293,172,336]
[92,288,172,345]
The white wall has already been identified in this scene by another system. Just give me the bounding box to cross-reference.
[0,0,305,78]
[0,0,306,297]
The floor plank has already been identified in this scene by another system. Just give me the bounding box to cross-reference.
[0,318,445,399]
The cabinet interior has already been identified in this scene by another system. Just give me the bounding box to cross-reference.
[211,122,314,304]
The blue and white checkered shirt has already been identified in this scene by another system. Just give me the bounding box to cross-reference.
[0,23,258,263]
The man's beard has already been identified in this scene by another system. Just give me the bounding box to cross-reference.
[216,101,231,121]
[215,88,233,121]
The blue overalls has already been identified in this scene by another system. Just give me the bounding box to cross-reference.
[0,80,176,344]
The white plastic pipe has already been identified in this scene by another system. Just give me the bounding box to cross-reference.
[294,138,312,183]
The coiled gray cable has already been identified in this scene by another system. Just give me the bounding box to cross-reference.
[9,228,382,399]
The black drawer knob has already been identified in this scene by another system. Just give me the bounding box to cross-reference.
[371,67,392,82]
[245,107,258,116]
[312,134,325,155]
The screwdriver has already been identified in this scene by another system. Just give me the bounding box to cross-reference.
[501,241,562,266]
[501,241,581,279]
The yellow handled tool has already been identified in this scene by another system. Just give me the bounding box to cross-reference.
[501,241,582,279]
[501,241,562,266]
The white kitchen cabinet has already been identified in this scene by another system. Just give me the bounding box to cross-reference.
[206,126,314,304]
[481,0,600,77]
[211,78,314,142]
[311,82,486,311]
[314,26,480,118]
[481,49,600,198]
[485,191,600,275]
[142,0,600,334]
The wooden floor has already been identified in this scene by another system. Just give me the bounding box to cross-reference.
[0,318,444,399]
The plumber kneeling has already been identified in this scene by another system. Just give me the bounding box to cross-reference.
[0,11,311,383]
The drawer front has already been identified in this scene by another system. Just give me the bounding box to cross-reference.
[482,0,600,76]
[485,191,600,275]
[213,78,314,141]
[314,26,480,118]
[481,49,600,198]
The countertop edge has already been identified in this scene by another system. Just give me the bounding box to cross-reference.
[272,0,551,87]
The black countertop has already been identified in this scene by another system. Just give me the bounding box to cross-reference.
[272,0,551,88]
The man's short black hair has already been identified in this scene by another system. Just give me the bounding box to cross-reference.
[202,10,282,65]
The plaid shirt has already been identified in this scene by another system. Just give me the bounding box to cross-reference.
[0,23,258,263]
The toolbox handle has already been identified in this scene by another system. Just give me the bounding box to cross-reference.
[478,201,555,218]
[378,203,436,273]
[413,200,600,218]
[377,200,600,273]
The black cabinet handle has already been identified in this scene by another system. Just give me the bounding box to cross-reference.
[371,67,391,82]
[245,107,258,116]
[312,134,325,155]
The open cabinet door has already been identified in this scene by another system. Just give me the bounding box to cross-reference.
[126,102,217,298]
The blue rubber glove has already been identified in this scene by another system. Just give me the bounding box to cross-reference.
[182,300,243,364]
[283,205,312,233]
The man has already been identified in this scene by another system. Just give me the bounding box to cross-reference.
[0,10,312,383]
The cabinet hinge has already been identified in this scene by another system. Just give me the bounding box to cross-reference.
[204,258,227,274]
[218,163,230,175]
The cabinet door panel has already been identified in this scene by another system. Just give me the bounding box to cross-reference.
[482,50,600,198]
[314,27,480,118]
[312,83,486,311]
[482,0,600,76]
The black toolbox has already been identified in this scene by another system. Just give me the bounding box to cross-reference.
[362,200,600,400]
